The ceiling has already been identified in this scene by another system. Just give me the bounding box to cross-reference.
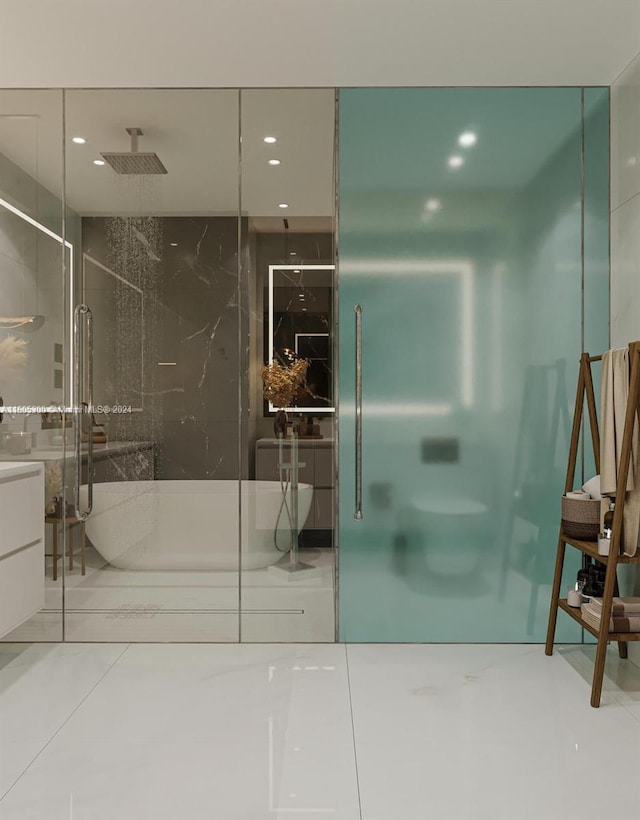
[0,84,609,220]
[1,2,638,221]
[0,1,638,88]
[0,89,335,217]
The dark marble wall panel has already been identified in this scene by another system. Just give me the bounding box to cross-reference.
[82,215,241,481]
[256,232,333,270]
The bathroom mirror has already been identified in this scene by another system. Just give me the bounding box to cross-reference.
[267,263,335,413]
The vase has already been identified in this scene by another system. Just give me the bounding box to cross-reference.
[273,409,288,437]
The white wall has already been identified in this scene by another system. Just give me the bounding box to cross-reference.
[0,151,66,433]
[0,0,640,88]
[612,53,640,349]
[611,50,640,667]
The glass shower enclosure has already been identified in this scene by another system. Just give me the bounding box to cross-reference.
[0,88,337,644]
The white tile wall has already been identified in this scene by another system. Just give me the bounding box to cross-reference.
[611,53,640,213]
[611,49,640,668]
[610,195,640,347]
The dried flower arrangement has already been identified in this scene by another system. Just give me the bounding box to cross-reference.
[262,358,310,408]
[44,461,64,515]
[45,461,63,496]
[0,335,28,378]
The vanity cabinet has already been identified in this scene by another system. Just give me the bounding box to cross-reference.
[255,438,334,534]
[0,462,44,638]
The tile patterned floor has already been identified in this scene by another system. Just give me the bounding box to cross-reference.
[0,642,639,819]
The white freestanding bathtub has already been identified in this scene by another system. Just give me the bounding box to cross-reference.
[81,480,313,571]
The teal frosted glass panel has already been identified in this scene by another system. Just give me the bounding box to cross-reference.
[584,87,610,357]
[338,88,597,642]
[583,88,610,481]
[582,88,610,642]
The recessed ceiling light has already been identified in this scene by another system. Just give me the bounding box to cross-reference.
[458,131,477,148]
[170,242,178,247]
[72,136,87,144]
[294,269,301,273]
[278,203,289,209]
[289,252,296,256]
[93,159,106,166]
[302,307,307,311]
[268,159,281,166]
[448,155,464,169]
[264,136,277,144]
[425,198,442,213]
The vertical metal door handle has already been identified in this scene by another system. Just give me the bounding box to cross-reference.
[354,304,363,520]
[86,306,94,517]
[74,304,94,520]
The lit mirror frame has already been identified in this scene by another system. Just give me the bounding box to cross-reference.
[267,263,335,414]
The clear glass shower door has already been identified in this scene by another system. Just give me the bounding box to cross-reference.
[338,88,609,642]
[0,90,67,642]
[63,90,242,641]
[239,89,337,642]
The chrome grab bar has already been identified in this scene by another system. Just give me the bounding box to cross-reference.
[354,304,363,520]
[74,304,94,520]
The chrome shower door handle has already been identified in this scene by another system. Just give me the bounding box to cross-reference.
[354,304,363,520]
[74,304,94,521]
[86,305,94,517]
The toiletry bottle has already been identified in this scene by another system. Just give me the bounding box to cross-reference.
[576,567,589,595]
[603,500,615,538]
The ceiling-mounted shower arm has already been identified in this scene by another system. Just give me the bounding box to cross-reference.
[100,127,167,174]
[126,127,143,153]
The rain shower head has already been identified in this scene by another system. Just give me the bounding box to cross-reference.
[100,127,167,175]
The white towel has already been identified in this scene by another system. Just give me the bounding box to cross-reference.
[600,348,640,556]
[581,602,640,633]
[590,597,640,615]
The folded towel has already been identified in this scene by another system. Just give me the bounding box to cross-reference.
[581,602,640,633]
[582,475,602,501]
[600,348,640,556]
[590,596,640,615]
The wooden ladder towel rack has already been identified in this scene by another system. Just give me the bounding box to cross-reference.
[545,341,640,708]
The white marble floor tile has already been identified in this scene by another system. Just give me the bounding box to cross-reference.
[0,643,127,798]
[0,742,44,801]
[3,642,640,820]
[559,644,640,723]
[0,644,360,820]
[346,644,640,820]
[0,738,360,820]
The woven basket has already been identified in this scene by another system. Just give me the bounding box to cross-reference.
[561,496,600,541]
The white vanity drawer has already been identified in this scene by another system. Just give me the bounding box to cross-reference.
[0,539,44,638]
[0,468,44,558]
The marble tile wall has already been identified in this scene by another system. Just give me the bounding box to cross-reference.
[82,216,243,481]
[611,51,640,667]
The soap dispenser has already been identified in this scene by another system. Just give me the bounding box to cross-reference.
[603,500,615,537]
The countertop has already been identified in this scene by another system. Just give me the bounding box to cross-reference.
[0,461,44,479]
[257,438,334,447]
